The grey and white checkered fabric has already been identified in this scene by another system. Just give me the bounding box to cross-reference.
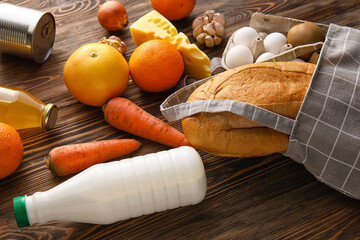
[160,24,360,199]
[285,24,360,199]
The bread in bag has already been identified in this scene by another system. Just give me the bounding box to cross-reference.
[182,62,316,157]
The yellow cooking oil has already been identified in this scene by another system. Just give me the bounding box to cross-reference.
[0,85,58,130]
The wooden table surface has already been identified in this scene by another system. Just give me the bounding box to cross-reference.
[1,0,360,239]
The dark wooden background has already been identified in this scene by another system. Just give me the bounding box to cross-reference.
[1,0,360,239]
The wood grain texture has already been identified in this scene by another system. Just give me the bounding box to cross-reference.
[1,0,360,239]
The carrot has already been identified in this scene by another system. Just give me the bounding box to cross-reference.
[46,139,141,176]
[103,97,191,148]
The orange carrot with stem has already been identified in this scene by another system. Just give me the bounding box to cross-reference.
[103,97,191,148]
[46,139,141,176]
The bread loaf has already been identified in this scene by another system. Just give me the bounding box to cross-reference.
[182,62,316,157]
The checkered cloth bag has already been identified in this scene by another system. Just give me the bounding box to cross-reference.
[161,24,360,199]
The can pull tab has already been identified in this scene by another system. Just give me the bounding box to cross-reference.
[41,21,53,39]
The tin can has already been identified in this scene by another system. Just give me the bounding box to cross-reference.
[0,3,55,63]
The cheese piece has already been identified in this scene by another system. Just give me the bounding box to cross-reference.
[130,10,178,46]
[130,10,211,80]
[169,33,211,80]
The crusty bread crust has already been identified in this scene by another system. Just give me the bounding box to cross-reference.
[182,62,316,157]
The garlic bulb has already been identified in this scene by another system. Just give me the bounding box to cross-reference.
[192,10,226,48]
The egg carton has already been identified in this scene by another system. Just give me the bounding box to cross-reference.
[221,12,329,70]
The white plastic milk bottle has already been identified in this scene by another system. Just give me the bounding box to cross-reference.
[13,146,207,227]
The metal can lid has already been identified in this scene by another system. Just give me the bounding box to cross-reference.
[42,103,58,130]
[32,12,56,63]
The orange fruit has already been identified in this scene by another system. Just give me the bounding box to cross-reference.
[63,43,129,107]
[0,123,23,179]
[150,0,196,21]
[97,1,129,31]
[129,40,184,92]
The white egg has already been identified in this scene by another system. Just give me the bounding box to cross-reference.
[225,45,253,69]
[290,58,305,62]
[233,27,259,48]
[255,52,275,63]
[263,32,287,55]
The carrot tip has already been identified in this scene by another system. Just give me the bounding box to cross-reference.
[102,104,107,112]
[45,156,51,170]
